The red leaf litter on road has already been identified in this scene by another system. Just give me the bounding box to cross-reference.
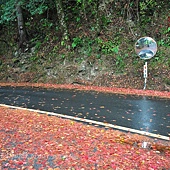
[0,82,170,98]
[0,83,170,169]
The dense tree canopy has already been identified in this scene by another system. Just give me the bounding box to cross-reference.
[1,0,169,41]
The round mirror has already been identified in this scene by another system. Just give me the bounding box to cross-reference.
[135,37,157,60]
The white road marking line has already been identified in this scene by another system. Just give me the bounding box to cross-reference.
[0,104,169,141]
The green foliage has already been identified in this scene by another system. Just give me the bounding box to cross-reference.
[61,35,70,49]
[0,0,51,24]
[156,50,166,60]
[158,27,170,47]
[0,0,16,24]
[34,41,42,50]
[25,0,49,15]
[72,37,94,56]
[115,54,128,72]
[40,19,53,28]
[71,35,127,72]
[158,38,170,47]
[29,55,38,62]
[101,16,111,26]
[102,43,119,54]
[72,37,82,48]
[164,78,170,85]
[96,38,119,54]
[139,0,157,15]
[72,36,121,59]
[161,27,170,34]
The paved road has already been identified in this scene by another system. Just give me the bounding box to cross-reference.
[0,86,169,137]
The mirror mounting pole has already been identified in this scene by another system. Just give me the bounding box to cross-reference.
[143,61,147,90]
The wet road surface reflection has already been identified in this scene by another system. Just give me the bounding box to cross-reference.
[0,86,169,137]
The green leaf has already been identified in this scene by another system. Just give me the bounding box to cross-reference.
[113,46,119,54]
[72,42,77,48]
[61,41,65,46]
[168,27,170,32]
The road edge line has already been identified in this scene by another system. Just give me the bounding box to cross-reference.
[0,104,169,141]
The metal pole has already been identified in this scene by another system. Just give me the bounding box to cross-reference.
[143,61,147,90]
[143,77,147,90]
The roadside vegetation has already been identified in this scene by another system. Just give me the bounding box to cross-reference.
[0,0,170,90]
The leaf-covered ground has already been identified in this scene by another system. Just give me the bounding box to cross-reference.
[0,107,170,170]
[0,107,170,169]
[0,83,170,169]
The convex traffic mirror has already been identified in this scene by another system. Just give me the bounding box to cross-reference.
[135,37,157,90]
[135,37,157,60]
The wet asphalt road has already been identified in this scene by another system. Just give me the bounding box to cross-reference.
[0,86,170,137]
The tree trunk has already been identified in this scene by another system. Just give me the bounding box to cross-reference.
[55,0,70,48]
[16,2,27,53]
[95,0,101,36]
